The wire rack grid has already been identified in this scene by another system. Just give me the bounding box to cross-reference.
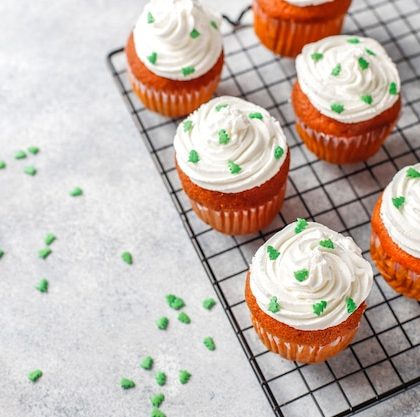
[107,1,420,416]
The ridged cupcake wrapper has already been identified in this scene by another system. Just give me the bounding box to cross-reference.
[188,182,287,235]
[371,230,420,300]
[295,118,396,164]
[253,1,346,57]
[127,67,221,118]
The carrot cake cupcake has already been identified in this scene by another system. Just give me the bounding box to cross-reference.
[174,96,290,235]
[292,35,401,164]
[246,220,373,363]
[126,0,224,117]
[371,164,420,300]
[253,0,352,57]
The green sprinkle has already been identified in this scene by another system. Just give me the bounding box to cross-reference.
[365,48,376,56]
[203,337,216,351]
[178,311,191,324]
[346,297,357,314]
[36,279,49,293]
[295,218,308,234]
[140,356,154,370]
[311,52,323,62]
[407,167,420,178]
[392,196,405,209]
[0,161,7,169]
[218,129,230,145]
[147,12,154,24]
[358,57,369,71]
[120,378,135,389]
[389,82,398,95]
[215,103,228,112]
[267,245,280,260]
[151,408,166,417]
[0,249,4,259]
[183,120,193,133]
[155,372,167,386]
[28,369,43,382]
[361,95,373,105]
[210,20,218,30]
[228,161,241,174]
[268,296,280,313]
[44,233,56,246]
[69,187,83,197]
[274,146,284,160]
[151,393,165,408]
[28,146,40,155]
[331,63,342,77]
[249,112,263,120]
[313,300,327,316]
[182,66,195,77]
[166,294,185,310]
[294,269,309,282]
[179,370,191,384]
[202,297,216,310]
[147,52,157,65]
[24,166,37,176]
[121,251,133,265]
[188,150,199,164]
[320,239,334,249]
[38,247,52,260]
[347,37,360,44]
[190,28,200,39]
[156,316,169,330]
[331,103,344,114]
[15,150,27,160]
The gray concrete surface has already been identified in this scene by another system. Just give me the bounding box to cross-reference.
[0,0,418,416]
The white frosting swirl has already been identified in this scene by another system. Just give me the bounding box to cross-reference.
[296,35,400,123]
[174,96,288,193]
[284,0,333,6]
[133,0,223,80]
[380,163,420,258]
[250,221,373,330]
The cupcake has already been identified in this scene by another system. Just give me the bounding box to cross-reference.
[292,35,401,164]
[253,0,352,57]
[174,96,290,235]
[246,220,373,363]
[371,164,420,300]
[126,0,224,117]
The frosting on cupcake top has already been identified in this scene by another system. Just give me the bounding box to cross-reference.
[380,164,420,258]
[284,0,333,6]
[250,221,373,331]
[133,0,222,81]
[174,96,288,193]
[295,35,400,123]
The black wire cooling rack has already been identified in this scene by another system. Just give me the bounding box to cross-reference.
[107,1,420,415]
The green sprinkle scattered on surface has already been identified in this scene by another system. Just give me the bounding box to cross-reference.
[140,356,154,370]
[120,378,135,389]
[151,393,165,408]
[202,297,216,310]
[188,150,199,164]
[38,247,52,260]
[228,161,241,174]
[295,218,308,234]
[294,269,309,282]
[203,337,216,351]
[365,48,376,56]
[274,146,284,160]
[15,150,27,160]
[156,316,169,330]
[331,63,342,77]
[183,120,193,133]
[407,167,420,178]
[181,66,195,77]
[361,95,373,105]
[358,57,369,71]
[0,161,6,169]
[210,20,218,30]
[44,233,56,246]
[313,300,327,316]
[155,371,167,386]
[190,28,200,39]
[28,369,43,382]
[267,245,280,260]
[179,370,191,384]
[346,297,357,314]
[147,52,157,65]
[389,82,398,95]
[218,129,230,145]
[249,112,263,120]
[268,296,280,313]
[166,294,185,310]
[311,52,323,62]
[215,103,228,112]
[147,12,154,24]
[347,37,360,44]
[121,251,133,265]
[69,187,83,197]
[331,103,344,114]
[28,146,40,155]
[24,166,37,176]
[36,279,49,293]
[151,408,166,417]
[0,249,4,259]
[392,196,405,209]
[178,311,191,324]
[320,239,334,249]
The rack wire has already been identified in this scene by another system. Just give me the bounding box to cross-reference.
[107,1,420,415]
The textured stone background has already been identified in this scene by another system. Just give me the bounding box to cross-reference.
[0,1,418,416]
